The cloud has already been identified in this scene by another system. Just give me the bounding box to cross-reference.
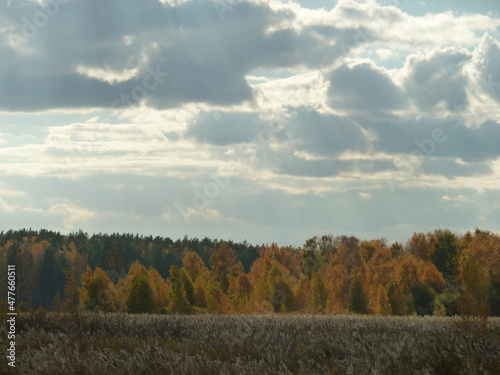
[0,0,352,111]
[185,111,265,146]
[1,0,500,245]
[1,0,499,113]
[358,192,372,199]
[47,203,97,230]
[0,183,25,197]
[276,155,395,178]
[420,157,492,178]
[442,194,466,202]
[327,60,407,115]
[469,33,500,103]
[0,198,43,214]
[0,120,218,178]
[370,118,500,163]
[402,47,471,111]
[0,0,267,110]
[285,108,369,156]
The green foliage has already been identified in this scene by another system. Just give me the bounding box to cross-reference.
[301,238,322,278]
[432,231,460,281]
[387,282,407,316]
[126,274,155,314]
[80,266,115,312]
[180,269,196,306]
[310,272,327,312]
[168,265,193,314]
[490,283,500,316]
[39,247,58,309]
[411,285,436,316]
[349,276,368,314]
[433,297,447,316]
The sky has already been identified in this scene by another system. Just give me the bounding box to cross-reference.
[0,0,499,247]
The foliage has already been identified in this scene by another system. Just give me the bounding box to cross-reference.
[1,228,500,316]
[80,266,116,312]
[210,242,243,293]
[350,275,369,314]
[126,274,155,314]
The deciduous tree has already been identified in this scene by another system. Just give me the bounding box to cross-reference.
[80,266,116,312]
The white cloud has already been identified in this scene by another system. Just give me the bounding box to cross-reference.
[359,192,373,199]
[0,183,25,197]
[0,197,43,214]
[75,65,140,85]
[442,194,466,201]
[47,203,97,231]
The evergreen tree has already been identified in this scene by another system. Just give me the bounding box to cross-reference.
[126,274,155,314]
[349,276,368,314]
[38,246,57,309]
[432,231,460,281]
[411,285,436,316]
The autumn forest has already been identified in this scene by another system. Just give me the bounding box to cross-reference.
[1,228,499,317]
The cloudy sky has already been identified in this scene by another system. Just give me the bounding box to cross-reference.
[1,0,499,246]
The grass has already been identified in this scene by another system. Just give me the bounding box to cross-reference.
[2,312,499,375]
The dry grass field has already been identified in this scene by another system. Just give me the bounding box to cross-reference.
[2,312,499,375]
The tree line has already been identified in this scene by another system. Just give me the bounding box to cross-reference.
[0,228,499,316]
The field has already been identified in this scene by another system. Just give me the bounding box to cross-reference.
[2,312,499,375]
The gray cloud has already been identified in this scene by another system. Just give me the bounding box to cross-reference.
[0,0,371,111]
[370,119,500,163]
[0,74,119,111]
[276,157,395,178]
[420,158,492,178]
[0,0,419,111]
[285,108,369,156]
[473,34,500,102]
[403,48,471,110]
[327,62,408,115]
[185,111,265,146]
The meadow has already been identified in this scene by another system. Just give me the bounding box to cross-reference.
[3,312,500,375]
